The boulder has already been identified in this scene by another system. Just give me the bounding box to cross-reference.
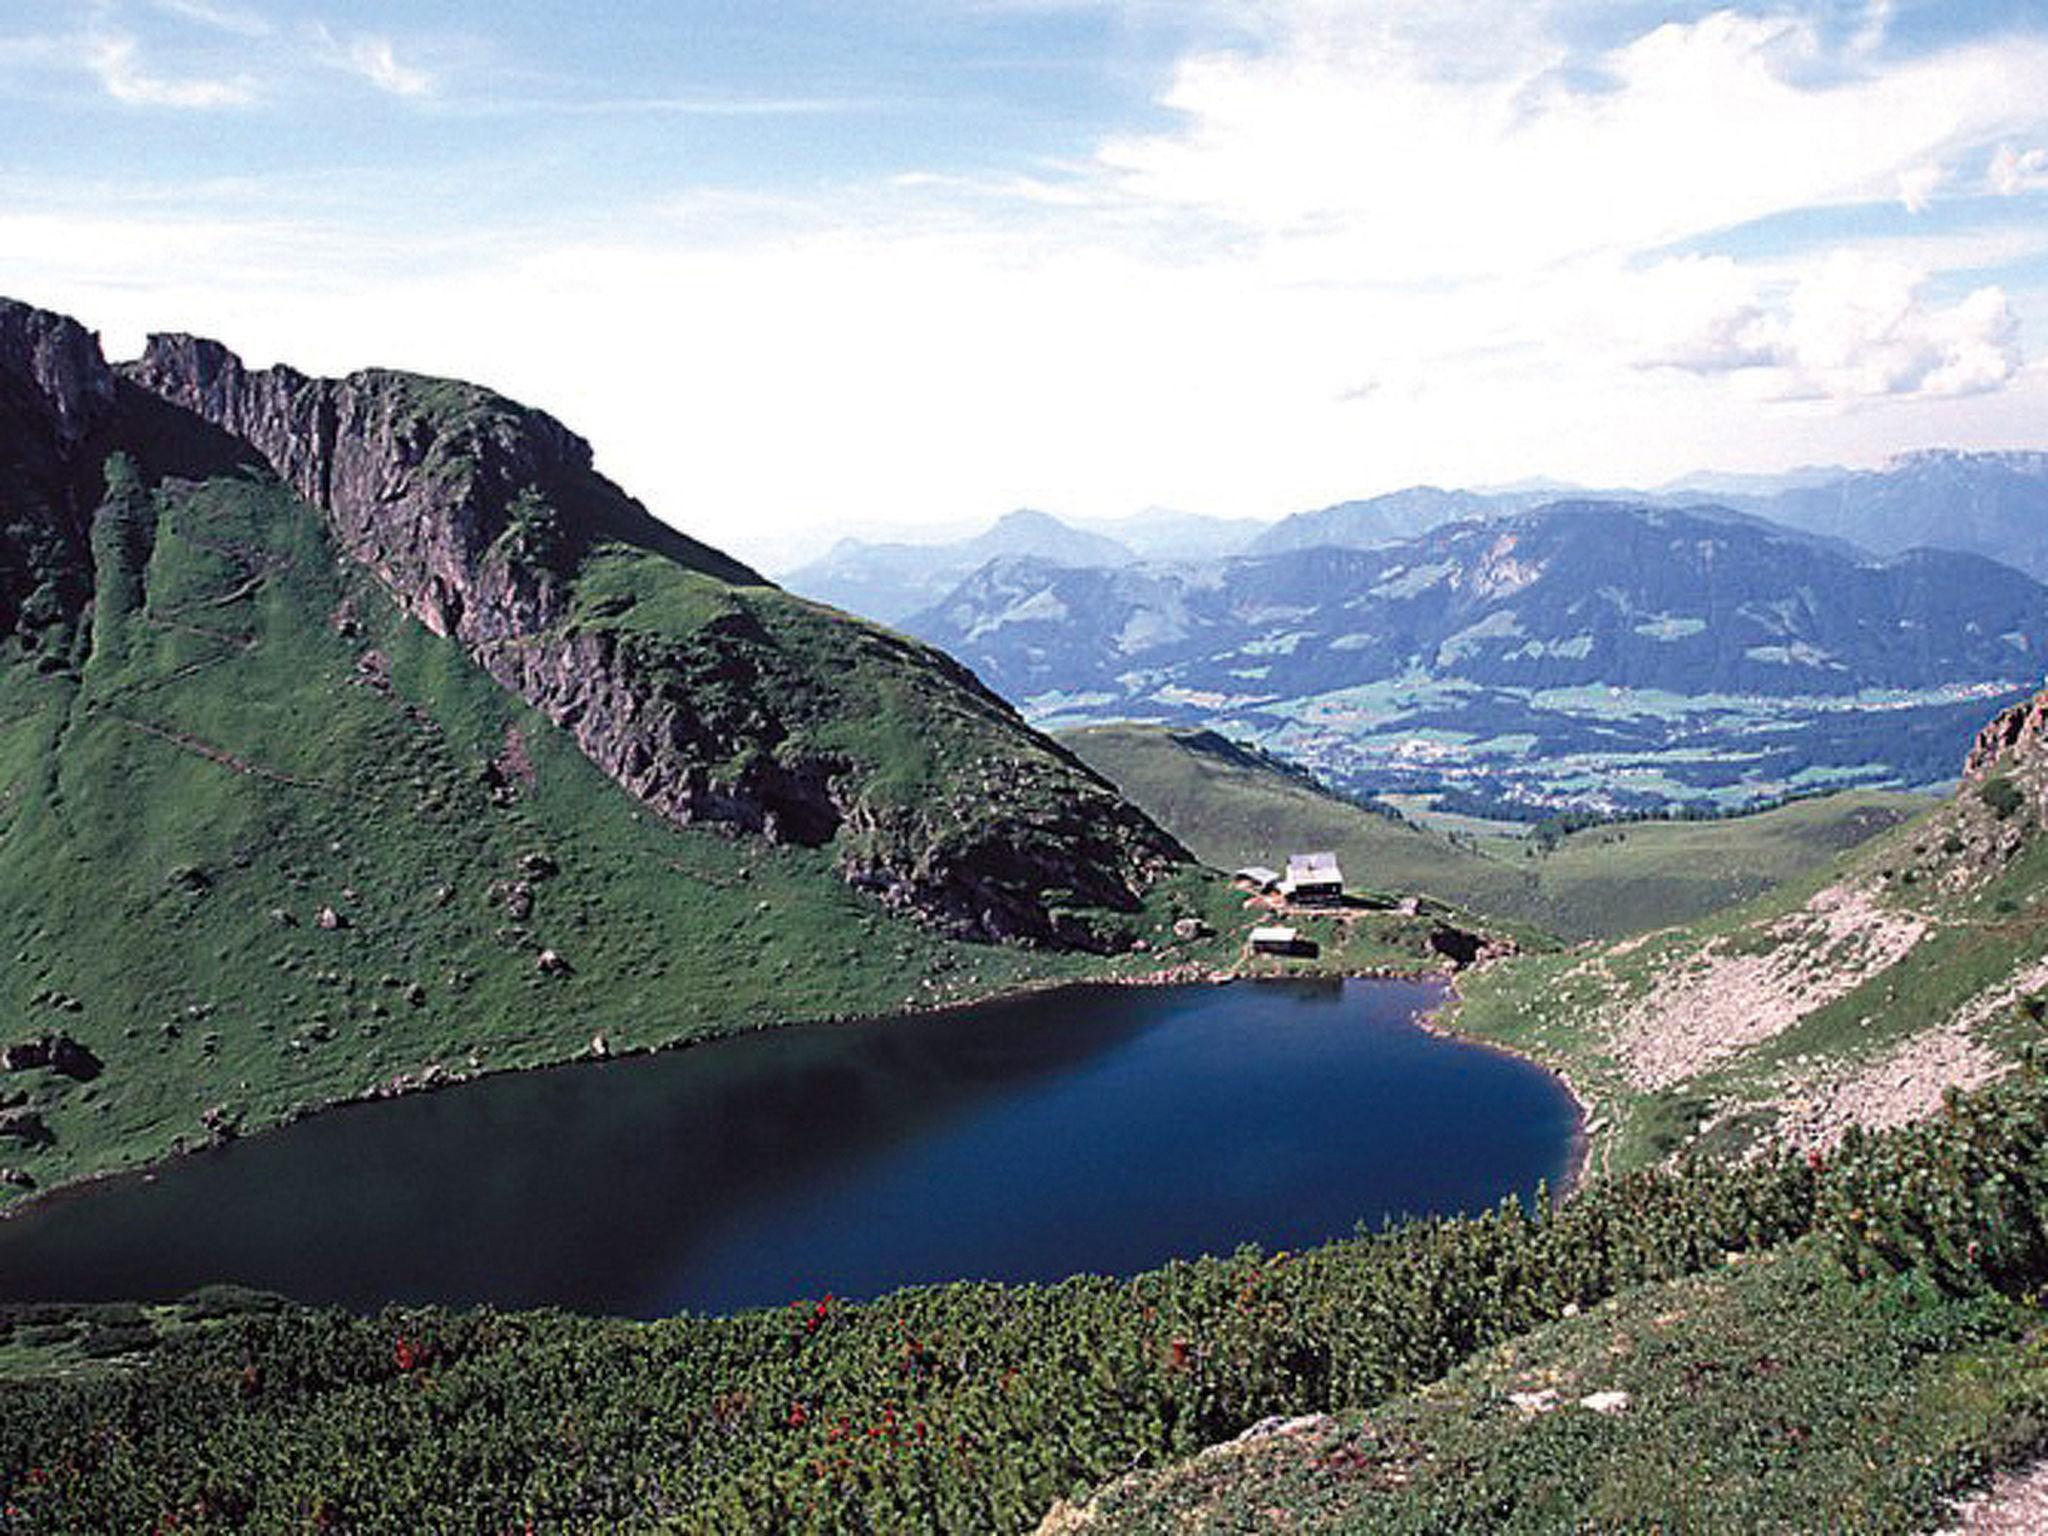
[0,1038,49,1072]
[48,1033,101,1080]
[1,1032,101,1080]
[0,1108,50,1144]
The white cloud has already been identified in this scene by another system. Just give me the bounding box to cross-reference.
[1850,0,1894,56]
[1990,142,2048,196]
[1897,162,1942,214]
[6,3,2048,559]
[1635,252,2020,402]
[1093,7,2048,280]
[314,28,434,97]
[86,31,253,108]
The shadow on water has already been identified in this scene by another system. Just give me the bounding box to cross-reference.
[0,978,1576,1319]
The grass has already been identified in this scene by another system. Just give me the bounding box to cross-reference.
[1061,723,1922,942]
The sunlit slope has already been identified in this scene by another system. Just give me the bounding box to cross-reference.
[1455,687,2048,1170]
[1061,722,1921,941]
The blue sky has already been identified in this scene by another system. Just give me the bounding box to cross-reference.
[5,1,2048,567]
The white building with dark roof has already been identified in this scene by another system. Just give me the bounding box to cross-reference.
[1282,851,1344,905]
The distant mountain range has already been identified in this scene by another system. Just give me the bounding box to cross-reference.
[783,450,2048,620]
[1245,487,1542,557]
[901,501,2048,815]
[1241,451,2048,579]
[1075,508,1268,564]
[1751,450,2048,576]
[781,507,1263,624]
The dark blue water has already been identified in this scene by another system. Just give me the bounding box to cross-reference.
[0,979,1578,1318]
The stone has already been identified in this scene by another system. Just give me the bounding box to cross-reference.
[536,949,572,977]
[0,1108,50,1145]
[1,1032,101,1080]
[316,906,347,931]
[48,1033,101,1080]
[0,1039,48,1072]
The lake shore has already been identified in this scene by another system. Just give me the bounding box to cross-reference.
[2,947,1592,1229]
[0,975,1578,1317]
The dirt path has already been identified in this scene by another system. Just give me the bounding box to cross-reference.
[104,711,350,795]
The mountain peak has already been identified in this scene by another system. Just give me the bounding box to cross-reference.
[971,508,1131,563]
[0,296,116,450]
[992,507,1066,532]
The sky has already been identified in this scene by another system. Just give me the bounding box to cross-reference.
[4,1,2048,570]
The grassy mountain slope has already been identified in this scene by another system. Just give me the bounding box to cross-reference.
[123,325,1185,947]
[1450,687,2048,1171]
[1061,723,1921,942]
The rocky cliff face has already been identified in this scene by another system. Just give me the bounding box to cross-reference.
[0,301,119,654]
[26,312,1187,947]
[1964,689,2048,784]
[1918,679,2048,881]
[0,303,115,452]
[122,334,758,642]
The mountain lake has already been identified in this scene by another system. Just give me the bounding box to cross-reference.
[0,978,1579,1318]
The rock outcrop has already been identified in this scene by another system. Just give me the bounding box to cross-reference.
[1942,680,2048,878]
[1964,689,2048,785]
[0,301,115,451]
[122,333,759,643]
[0,299,120,653]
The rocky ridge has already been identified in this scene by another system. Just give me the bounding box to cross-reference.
[0,304,119,655]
